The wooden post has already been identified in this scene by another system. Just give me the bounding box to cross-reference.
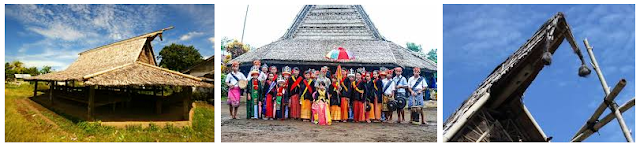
[88,85,96,121]
[183,86,192,120]
[33,80,38,97]
[49,81,54,105]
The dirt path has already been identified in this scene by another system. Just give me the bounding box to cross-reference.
[221,102,436,142]
[16,98,72,137]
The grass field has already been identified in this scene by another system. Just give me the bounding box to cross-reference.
[5,83,214,142]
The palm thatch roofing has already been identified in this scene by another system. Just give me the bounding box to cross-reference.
[26,27,212,88]
[230,5,436,71]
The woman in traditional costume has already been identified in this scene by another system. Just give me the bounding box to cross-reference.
[312,81,332,125]
[264,73,277,120]
[225,61,246,119]
[300,70,315,121]
[329,75,342,122]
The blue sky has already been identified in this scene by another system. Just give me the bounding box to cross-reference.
[5,4,214,71]
[444,4,635,142]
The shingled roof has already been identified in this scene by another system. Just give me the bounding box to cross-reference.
[231,5,436,71]
[26,27,212,88]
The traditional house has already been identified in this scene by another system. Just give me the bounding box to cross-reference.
[230,5,436,76]
[26,27,213,121]
[183,56,214,82]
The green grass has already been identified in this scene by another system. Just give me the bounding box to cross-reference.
[5,83,214,142]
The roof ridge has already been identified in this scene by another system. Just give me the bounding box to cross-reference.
[78,26,173,55]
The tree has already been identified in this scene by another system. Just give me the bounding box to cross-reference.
[224,39,250,59]
[406,42,423,52]
[427,49,437,63]
[40,66,52,74]
[158,43,204,72]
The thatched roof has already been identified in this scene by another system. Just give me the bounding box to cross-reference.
[231,5,436,71]
[26,27,212,88]
[444,13,575,141]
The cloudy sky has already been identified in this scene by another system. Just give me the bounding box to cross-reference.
[216,4,441,53]
[443,4,634,142]
[5,4,215,71]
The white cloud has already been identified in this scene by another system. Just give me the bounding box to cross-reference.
[27,23,94,41]
[180,31,205,41]
[208,36,216,48]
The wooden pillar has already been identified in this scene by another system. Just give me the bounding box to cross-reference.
[49,81,54,105]
[88,85,96,121]
[33,80,38,97]
[182,86,192,120]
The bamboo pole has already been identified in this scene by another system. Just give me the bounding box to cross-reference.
[572,97,635,142]
[572,38,633,142]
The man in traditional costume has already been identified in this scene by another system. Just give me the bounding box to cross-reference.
[225,61,246,119]
[408,67,428,125]
[281,66,292,120]
[346,69,356,122]
[381,68,395,123]
[288,67,302,119]
[393,67,408,123]
[300,70,315,121]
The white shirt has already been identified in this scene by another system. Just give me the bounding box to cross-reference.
[393,75,408,93]
[408,76,428,92]
[381,78,396,95]
[225,71,246,87]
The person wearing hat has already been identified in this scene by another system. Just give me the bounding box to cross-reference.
[225,61,247,119]
[408,67,428,125]
[339,68,352,122]
[381,68,396,123]
[312,81,331,125]
[288,67,303,120]
[259,64,268,82]
[247,66,262,119]
[300,69,315,121]
[274,75,287,120]
[393,67,408,123]
[281,66,292,119]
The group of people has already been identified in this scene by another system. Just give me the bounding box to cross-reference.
[225,60,431,125]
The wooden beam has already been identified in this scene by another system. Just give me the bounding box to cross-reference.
[88,86,96,121]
